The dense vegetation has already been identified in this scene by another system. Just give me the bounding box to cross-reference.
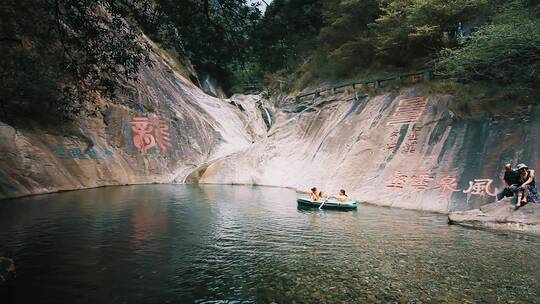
[135,0,260,89]
[0,0,259,124]
[1,0,538,123]
[256,0,539,84]
[252,0,539,113]
[436,1,540,92]
[1,0,152,124]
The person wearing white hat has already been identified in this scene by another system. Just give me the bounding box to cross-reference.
[515,163,539,209]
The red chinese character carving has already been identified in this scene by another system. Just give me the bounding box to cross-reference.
[463,179,496,196]
[410,173,434,192]
[387,97,429,125]
[131,117,157,155]
[434,175,460,192]
[386,129,400,153]
[409,127,421,140]
[401,127,421,154]
[131,116,173,155]
[401,142,416,154]
[150,116,172,154]
[386,171,408,189]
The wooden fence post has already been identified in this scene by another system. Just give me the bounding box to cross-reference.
[292,70,432,104]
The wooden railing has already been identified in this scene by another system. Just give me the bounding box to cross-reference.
[295,70,433,102]
[238,81,264,93]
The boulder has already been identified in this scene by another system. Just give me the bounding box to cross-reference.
[0,257,16,301]
[448,201,540,236]
[0,257,15,284]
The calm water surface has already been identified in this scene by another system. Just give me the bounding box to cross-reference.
[0,185,538,303]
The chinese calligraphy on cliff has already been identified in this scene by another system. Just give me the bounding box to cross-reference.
[131,116,172,155]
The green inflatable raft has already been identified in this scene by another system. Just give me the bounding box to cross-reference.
[297,196,357,210]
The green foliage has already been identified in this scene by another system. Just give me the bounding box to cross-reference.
[423,80,537,117]
[139,0,262,91]
[252,0,323,73]
[436,0,540,88]
[371,0,491,65]
[1,0,262,123]
[3,0,538,123]
[434,0,540,115]
[0,0,151,124]
[257,0,513,87]
[310,0,379,79]
[253,0,539,117]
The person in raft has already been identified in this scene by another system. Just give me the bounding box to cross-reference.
[515,163,540,209]
[309,187,321,201]
[335,189,349,202]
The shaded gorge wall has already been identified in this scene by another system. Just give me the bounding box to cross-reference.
[0,40,267,200]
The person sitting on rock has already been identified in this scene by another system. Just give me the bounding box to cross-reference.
[309,187,321,201]
[497,163,521,201]
[515,164,540,209]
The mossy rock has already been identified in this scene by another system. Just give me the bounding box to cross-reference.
[0,257,16,284]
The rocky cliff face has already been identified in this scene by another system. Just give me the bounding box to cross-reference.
[193,88,540,214]
[0,42,266,200]
[1,39,539,235]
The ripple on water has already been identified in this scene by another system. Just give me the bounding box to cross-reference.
[0,184,538,304]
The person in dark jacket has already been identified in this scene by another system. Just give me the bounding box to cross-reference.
[496,164,521,201]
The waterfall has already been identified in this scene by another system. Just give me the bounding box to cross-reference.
[263,107,272,129]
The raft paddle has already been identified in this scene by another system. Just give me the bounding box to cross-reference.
[318,197,329,210]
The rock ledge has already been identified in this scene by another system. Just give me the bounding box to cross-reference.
[448,201,540,236]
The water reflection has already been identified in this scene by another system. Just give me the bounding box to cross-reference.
[131,191,168,251]
[0,184,538,303]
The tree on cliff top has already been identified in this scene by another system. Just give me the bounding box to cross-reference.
[301,0,380,80]
[137,0,262,92]
[0,0,263,122]
[251,0,323,73]
[255,0,505,85]
[0,0,152,125]
[436,0,540,96]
